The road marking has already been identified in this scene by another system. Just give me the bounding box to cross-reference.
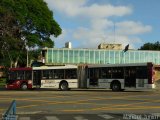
[0,93,159,106]
[1,91,160,114]
[94,105,160,111]
[2,96,160,113]
[98,114,114,119]
[17,104,39,108]
[103,99,160,109]
[74,116,88,120]
[62,109,85,112]
[46,116,59,120]
[60,104,160,113]
[19,117,30,120]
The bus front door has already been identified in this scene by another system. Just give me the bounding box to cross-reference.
[124,67,136,87]
[33,70,41,87]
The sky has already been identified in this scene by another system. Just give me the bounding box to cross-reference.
[44,0,160,49]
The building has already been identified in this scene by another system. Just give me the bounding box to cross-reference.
[65,42,72,49]
[41,43,160,65]
[98,43,122,50]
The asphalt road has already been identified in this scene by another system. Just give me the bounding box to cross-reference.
[0,88,160,120]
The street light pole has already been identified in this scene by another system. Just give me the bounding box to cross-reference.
[27,49,28,67]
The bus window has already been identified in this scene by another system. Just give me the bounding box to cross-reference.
[53,69,64,79]
[8,71,16,81]
[42,70,50,79]
[49,70,54,79]
[17,71,24,80]
[65,69,77,79]
[107,68,112,79]
[99,68,111,79]
[136,66,148,79]
[25,71,32,80]
[100,68,107,79]
[41,70,55,79]
[111,67,123,79]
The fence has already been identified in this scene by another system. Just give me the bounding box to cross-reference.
[2,100,17,120]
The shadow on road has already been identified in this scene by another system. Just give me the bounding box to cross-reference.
[0,86,154,93]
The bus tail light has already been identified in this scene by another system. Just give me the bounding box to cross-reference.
[148,63,154,84]
[152,72,155,84]
[28,80,32,84]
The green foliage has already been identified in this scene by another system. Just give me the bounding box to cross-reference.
[0,78,6,87]
[0,0,62,67]
[139,41,160,50]
[1,0,62,47]
[29,49,41,60]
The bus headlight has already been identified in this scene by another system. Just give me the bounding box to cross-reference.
[16,81,20,85]
[28,80,32,84]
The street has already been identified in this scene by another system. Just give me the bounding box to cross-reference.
[0,89,160,120]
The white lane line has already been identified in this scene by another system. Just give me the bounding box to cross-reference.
[98,114,114,119]
[46,116,59,120]
[74,116,88,120]
[19,117,30,120]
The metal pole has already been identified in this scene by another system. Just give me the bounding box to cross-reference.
[27,49,28,67]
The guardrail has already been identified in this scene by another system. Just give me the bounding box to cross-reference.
[2,100,17,120]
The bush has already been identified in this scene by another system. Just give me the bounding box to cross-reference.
[0,78,6,87]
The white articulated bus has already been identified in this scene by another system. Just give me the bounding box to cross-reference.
[85,62,155,91]
[6,62,156,91]
[32,65,78,90]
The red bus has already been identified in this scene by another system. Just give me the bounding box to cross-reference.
[6,68,32,90]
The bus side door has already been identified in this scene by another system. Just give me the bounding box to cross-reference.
[33,70,41,87]
[124,67,136,87]
[88,68,99,86]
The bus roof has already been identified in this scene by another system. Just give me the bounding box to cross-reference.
[33,65,77,70]
[87,62,152,68]
[9,67,32,71]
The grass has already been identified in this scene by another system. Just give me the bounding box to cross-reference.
[0,78,6,87]
[155,71,160,81]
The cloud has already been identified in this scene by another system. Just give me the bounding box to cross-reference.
[44,0,86,17]
[116,21,152,35]
[81,4,132,18]
[91,19,113,31]
[44,0,152,49]
[72,26,142,49]
[53,28,67,47]
[73,27,102,48]
[45,0,132,18]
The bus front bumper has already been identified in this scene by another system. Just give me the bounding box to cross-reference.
[5,84,19,89]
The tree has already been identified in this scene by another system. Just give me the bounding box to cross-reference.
[139,41,160,50]
[0,0,62,67]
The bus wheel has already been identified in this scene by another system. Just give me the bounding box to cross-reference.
[21,83,28,90]
[111,82,121,91]
[60,82,68,91]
